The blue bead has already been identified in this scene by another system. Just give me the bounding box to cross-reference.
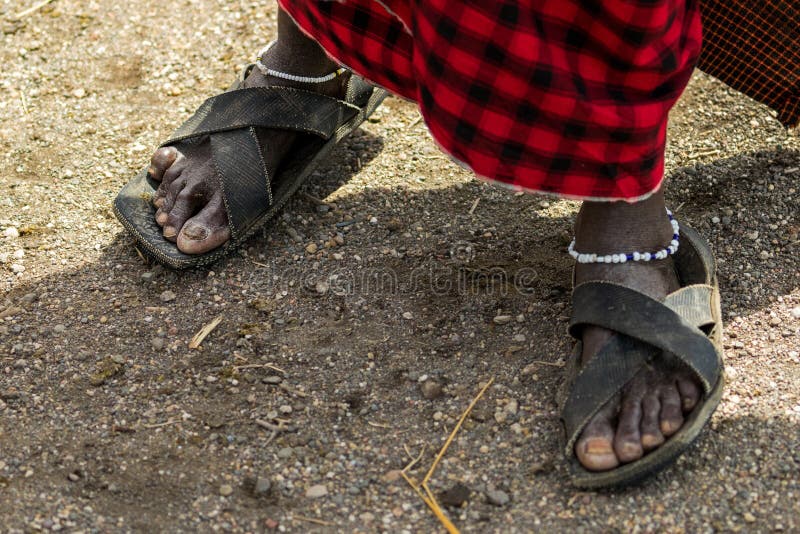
[627,254,634,260]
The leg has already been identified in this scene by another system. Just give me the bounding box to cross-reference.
[149,8,347,254]
[571,187,703,470]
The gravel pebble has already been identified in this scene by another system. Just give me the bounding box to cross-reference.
[305,484,328,498]
[486,489,511,507]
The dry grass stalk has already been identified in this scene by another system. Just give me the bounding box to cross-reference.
[189,315,223,349]
[401,377,495,534]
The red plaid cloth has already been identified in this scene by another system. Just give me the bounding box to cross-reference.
[279,0,703,201]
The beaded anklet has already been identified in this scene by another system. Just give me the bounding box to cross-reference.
[256,41,346,84]
[568,208,680,264]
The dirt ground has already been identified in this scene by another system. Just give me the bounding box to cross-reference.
[0,1,798,532]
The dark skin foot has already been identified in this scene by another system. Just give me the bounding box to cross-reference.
[571,190,703,471]
[148,9,347,254]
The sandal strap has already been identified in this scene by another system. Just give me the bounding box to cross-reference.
[210,128,273,239]
[568,281,721,394]
[162,86,360,146]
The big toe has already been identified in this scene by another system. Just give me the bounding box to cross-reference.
[575,404,620,471]
[176,195,230,255]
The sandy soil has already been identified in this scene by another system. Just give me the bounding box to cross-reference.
[0,1,798,532]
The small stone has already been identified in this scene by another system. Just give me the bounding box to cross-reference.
[743,512,756,523]
[791,307,800,319]
[759,250,770,260]
[263,376,283,385]
[420,380,443,400]
[160,290,176,302]
[305,243,318,254]
[493,315,512,325]
[746,231,759,240]
[305,484,328,498]
[486,489,510,506]
[433,411,443,421]
[504,399,519,416]
[516,314,525,323]
[382,470,403,483]
[151,338,165,351]
[253,477,272,496]
[3,227,19,238]
[402,312,414,320]
[513,334,526,343]
[111,355,126,365]
[67,472,80,482]
[13,249,24,259]
[140,272,156,282]
[769,316,781,327]
[73,88,87,99]
[711,216,720,224]
[10,264,25,274]
[277,447,293,459]
[438,483,470,508]
[19,293,37,305]
[279,405,293,414]
[53,324,67,334]
[219,484,234,497]
[315,281,329,295]
[369,217,378,225]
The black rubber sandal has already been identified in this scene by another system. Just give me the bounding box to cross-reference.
[558,225,725,488]
[114,67,387,269]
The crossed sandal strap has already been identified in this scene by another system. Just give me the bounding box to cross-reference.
[163,86,360,145]
[160,86,360,239]
[562,281,722,451]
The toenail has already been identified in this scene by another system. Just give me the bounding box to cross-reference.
[642,434,663,448]
[620,442,641,457]
[585,439,613,456]
[183,224,209,240]
[661,420,681,434]
[148,166,157,176]
[163,226,178,238]
[156,212,169,225]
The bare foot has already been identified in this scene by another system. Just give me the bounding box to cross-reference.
[570,191,703,471]
[148,12,347,254]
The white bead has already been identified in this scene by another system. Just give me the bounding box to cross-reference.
[590,254,597,262]
[604,255,613,263]
[671,240,679,247]
[643,253,652,261]
[633,252,640,261]
[620,254,627,263]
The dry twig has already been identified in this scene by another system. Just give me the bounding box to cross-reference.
[189,315,223,349]
[401,377,495,534]
[11,0,55,20]
[293,515,335,527]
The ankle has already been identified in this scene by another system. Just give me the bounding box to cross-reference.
[574,192,674,254]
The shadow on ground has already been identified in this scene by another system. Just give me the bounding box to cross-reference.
[0,142,798,531]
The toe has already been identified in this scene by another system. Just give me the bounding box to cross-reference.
[613,395,644,463]
[640,393,664,451]
[575,402,620,471]
[677,376,701,412]
[155,176,186,227]
[176,193,231,254]
[659,384,684,437]
[164,185,205,241]
[149,147,179,181]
